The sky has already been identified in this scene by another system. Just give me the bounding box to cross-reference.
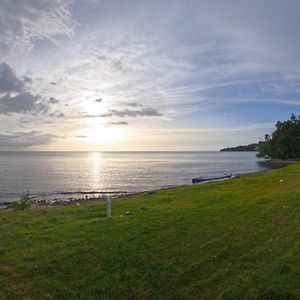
[0,0,300,151]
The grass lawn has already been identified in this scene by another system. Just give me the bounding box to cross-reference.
[1,164,300,299]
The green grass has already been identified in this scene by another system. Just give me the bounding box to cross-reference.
[1,165,300,299]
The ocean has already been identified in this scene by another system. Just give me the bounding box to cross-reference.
[0,151,267,203]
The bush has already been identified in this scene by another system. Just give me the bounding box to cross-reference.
[11,192,32,210]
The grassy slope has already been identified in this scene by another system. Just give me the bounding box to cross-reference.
[1,165,300,299]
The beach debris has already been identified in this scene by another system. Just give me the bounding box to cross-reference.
[120,214,124,217]
[125,211,131,215]
[76,203,80,206]
[280,179,284,182]
[147,191,156,196]
[36,199,46,204]
[192,174,233,183]
[49,200,59,205]
[231,175,240,179]
[9,191,127,209]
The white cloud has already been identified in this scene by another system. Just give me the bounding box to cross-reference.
[1,0,300,150]
[0,0,75,62]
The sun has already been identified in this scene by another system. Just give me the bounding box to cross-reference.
[82,117,128,143]
[78,99,129,145]
[85,126,127,143]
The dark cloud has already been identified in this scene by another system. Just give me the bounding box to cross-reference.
[96,55,106,61]
[108,121,128,125]
[74,107,163,120]
[23,76,32,84]
[74,106,163,119]
[95,98,102,103]
[49,97,60,104]
[0,131,58,149]
[125,102,143,107]
[0,92,48,114]
[76,135,87,138]
[73,113,96,118]
[0,63,59,115]
[102,107,163,118]
[48,110,64,118]
[0,63,25,93]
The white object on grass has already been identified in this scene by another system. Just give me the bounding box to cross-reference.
[103,194,112,218]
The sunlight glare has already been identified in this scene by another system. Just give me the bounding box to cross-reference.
[85,125,127,143]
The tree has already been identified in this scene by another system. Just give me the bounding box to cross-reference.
[257,114,300,159]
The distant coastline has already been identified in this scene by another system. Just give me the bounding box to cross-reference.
[220,143,258,152]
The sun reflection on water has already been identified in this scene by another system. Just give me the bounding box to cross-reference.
[90,152,103,187]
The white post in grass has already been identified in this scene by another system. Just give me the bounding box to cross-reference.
[103,194,111,219]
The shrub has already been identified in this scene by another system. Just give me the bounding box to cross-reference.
[11,192,32,210]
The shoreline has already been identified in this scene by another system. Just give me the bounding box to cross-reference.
[0,152,269,210]
[0,167,272,211]
[265,159,300,168]
[5,158,297,211]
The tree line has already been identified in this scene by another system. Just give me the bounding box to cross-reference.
[257,114,300,159]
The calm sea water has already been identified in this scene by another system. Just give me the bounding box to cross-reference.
[0,151,267,202]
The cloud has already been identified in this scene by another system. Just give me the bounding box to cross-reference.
[108,121,128,125]
[49,97,60,104]
[0,130,58,149]
[125,102,143,107]
[70,0,300,113]
[1,0,300,150]
[0,63,58,115]
[0,92,49,114]
[102,107,163,118]
[48,111,64,118]
[0,63,25,93]
[74,106,163,119]
[0,0,75,60]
